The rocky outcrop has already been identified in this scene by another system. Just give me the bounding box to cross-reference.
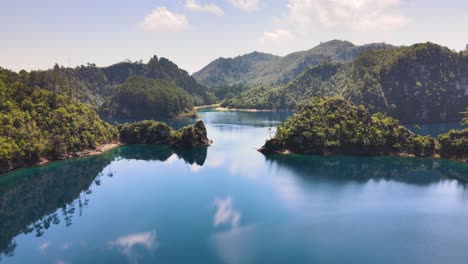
[118,120,212,149]
[170,120,212,148]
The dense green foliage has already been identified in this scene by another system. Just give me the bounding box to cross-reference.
[223,62,342,109]
[0,74,117,173]
[119,120,211,148]
[100,76,194,118]
[194,40,393,87]
[260,97,435,157]
[209,83,250,100]
[226,42,468,123]
[437,128,468,160]
[4,55,215,108]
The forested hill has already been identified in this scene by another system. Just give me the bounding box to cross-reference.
[100,76,194,119]
[9,55,215,107]
[193,52,279,87]
[0,70,117,173]
[224,42,468,123]
[194,40,394,87]
[260,97,467,161]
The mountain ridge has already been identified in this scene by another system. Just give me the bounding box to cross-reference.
[222,42,468,123]
[6,55,216,108]
[194,39,395,87]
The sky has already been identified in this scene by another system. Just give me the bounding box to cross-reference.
[1,0,467,74]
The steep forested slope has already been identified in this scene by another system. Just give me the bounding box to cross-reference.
[193,52,279,87]
[0,70,117,173]
[225,43,468,123]
[194,40,393,87]
[100,76,194,119]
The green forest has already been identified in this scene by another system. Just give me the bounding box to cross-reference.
[0,72,117,174]
[7,55,216,114]
[0,72,212,173]
[100,76,194,119]
[260,97,467,161]
[223,43,468,123]
[119,120,211,148]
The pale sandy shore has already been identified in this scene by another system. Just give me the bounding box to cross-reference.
[194,104,221,110]
[194,103,284,112]
[40,142,121,166]
[75,143,121,157]
[213,107,279,112]
[2,143,122,175]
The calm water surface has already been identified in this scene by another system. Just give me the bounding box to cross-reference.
[0,110,467,264]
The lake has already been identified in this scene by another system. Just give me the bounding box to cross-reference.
[0,110,467,264]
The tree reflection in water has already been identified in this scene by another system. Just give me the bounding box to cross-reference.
[264,155,468,186]
[0,145,208,259]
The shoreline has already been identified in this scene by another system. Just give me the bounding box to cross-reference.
[194,104,289,112]
[213,107,284,112]
[72,143,121,158]
[0,142,121,176]
[258,148,467,164]
[194,103,221,110]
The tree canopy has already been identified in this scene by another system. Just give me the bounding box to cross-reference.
[260,97,435,157]
[100,76,194,119]
[0,73,117,173]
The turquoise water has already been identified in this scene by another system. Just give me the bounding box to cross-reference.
[0,111,467,264]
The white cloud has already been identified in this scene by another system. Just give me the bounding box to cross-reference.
[227,0,260,12]
[285,0,408,32]
[141,7,188,32]
[258,29,293,45]
[186,0,224,16]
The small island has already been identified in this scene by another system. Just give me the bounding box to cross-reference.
[259,97,467,162]
[118,120,212,148]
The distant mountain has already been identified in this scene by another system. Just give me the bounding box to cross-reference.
[224,42,468,123]
[194,40,394,87]
[18,55,215,107]
[193,52,279,87]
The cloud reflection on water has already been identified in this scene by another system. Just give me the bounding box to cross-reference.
[37,241,50,255]
[108,230,158,263]
[211,197,255,264]
[213,197,240,228]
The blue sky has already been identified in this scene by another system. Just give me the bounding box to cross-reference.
[1,0,467,73]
